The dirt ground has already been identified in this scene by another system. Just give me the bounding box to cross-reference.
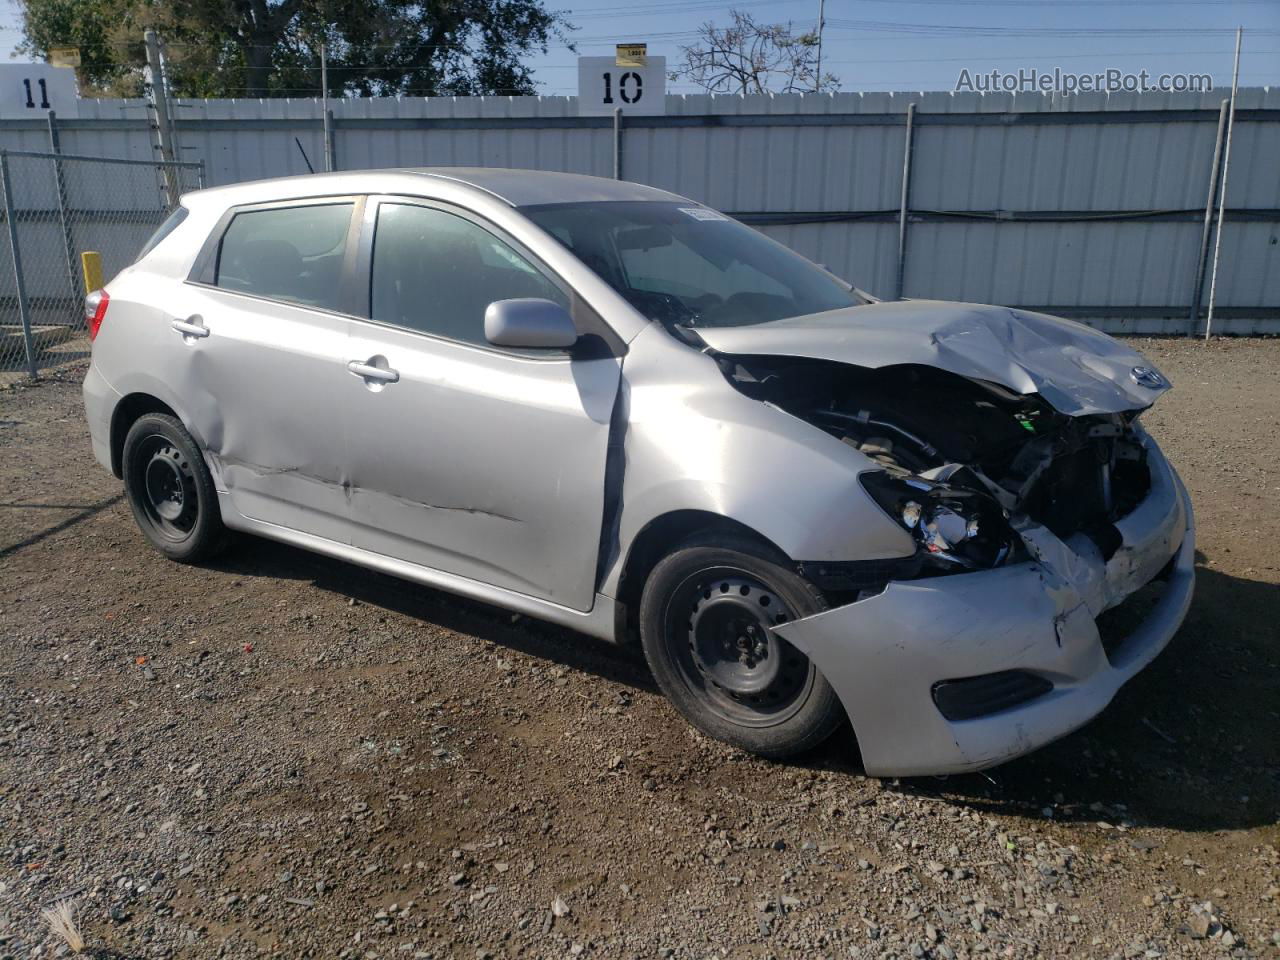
[1,338,1278,960]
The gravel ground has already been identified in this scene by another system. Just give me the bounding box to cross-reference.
[1,337,1278,960]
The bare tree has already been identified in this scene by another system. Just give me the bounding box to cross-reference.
[672,11,839,96]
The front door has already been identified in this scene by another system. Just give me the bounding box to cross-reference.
[343,198,620,611]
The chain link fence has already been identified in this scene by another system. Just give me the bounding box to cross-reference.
[0,150,204,385]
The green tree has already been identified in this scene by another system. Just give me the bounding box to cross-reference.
[18,0,574,98]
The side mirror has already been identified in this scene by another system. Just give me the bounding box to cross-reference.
[484,298,578,349]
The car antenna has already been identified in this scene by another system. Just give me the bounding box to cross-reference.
[294,137,316,175]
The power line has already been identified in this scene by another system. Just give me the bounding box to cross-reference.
[306,47,1280,70]
[820,49,1280,66]
[825,19,1280,38]
[53,23,1280,54]
[571,0,803,17]
[573,0,1274,13]
[843,0,1276,4]
[91,29,703,52]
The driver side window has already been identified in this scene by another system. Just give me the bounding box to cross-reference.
[370,203,568,347]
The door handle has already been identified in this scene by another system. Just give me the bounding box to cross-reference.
[171,318,209,338]
[347,360,400,383]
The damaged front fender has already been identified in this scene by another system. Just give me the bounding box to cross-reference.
[601,324,918,598]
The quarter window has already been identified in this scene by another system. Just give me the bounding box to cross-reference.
[215,202,354,311]
[371,203,567,346]
[138,206,188,260]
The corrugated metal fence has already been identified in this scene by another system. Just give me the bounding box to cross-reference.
[2,87,1278,336]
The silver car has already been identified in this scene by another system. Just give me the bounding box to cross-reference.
[82,169,1194,776]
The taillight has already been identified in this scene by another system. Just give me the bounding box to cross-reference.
[85,289,109,340]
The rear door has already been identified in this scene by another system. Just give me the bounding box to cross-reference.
[342,197,621,611]
[173,197,361,542]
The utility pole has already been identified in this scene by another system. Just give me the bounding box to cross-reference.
[320,41,333,172]
[144,29,182,204]
[1205,26,1242,340]
[815,0,826,93]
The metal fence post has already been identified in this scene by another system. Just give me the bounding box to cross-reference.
[197,159,207,190]
[325,109,337,173]
[612,107,623,180]
[1,152,39,379]
[1187,99,1229,336]
[47,110,82,304]
[321,43,334,173]
[894,102,916,301]
[145,29,183,205]
[1205,27,1243,341]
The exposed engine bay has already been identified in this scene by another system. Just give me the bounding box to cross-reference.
[717,355,1153,578]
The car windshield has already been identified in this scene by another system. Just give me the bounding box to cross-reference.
[523,201,863,328]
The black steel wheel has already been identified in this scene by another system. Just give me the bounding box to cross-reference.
[136,437,198,540]
[678,572,810,727]
[122,413,227,562]
[639,534,845,758]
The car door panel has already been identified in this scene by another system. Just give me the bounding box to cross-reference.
[170,287,354,543]
[343,197,620,611]
[168,198,360,543]
[345,327,619,610]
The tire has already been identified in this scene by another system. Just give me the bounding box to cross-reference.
[639,533,845,759]
[121,412,227,563]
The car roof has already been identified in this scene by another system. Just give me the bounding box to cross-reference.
[185,167,686,209]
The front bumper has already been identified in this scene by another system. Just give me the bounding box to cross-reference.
[775,441,1194,778]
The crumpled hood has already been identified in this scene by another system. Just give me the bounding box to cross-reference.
[693,300,1169,416]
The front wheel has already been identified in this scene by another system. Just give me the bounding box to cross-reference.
[121,413,227,563]
[638,534,845,759]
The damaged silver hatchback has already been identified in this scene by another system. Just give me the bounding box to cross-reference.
[83,169,1193,776]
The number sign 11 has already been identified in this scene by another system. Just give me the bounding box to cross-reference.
[24,77,52,109]
[1,65,80,119]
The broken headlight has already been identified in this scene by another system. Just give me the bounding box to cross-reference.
[860,470,1014,570]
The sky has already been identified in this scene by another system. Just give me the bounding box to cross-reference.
[527,0,1280,95]
[1,0,1278,96]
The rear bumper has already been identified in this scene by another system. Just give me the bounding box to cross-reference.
[775,441,1194,778]
[83,361,120,475]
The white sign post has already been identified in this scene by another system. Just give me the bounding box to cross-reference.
[577,55,665,117]
[0,64,79,120]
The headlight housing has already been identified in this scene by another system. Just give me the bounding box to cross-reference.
[859,470,1014,570]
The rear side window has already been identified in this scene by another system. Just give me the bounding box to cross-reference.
[215,203,354,311]
[138,206,188,260]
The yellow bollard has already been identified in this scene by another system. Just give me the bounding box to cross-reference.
[81,251,103,294]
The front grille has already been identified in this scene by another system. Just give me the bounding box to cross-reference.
[1094,555,1176,664]
[931,670,1054,722]
[1034,447,1112,537]
[1021,428,1151,542]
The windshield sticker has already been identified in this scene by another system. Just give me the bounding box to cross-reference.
[679,207,729,222]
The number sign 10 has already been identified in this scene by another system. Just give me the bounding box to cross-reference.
[601,71,644,105]
[576,56,663,116]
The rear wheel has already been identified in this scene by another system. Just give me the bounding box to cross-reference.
[639,534,845,759]
[122,413,227,562]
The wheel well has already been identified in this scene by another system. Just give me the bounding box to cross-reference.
[110,393,178,477]
[616,510,788,644]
